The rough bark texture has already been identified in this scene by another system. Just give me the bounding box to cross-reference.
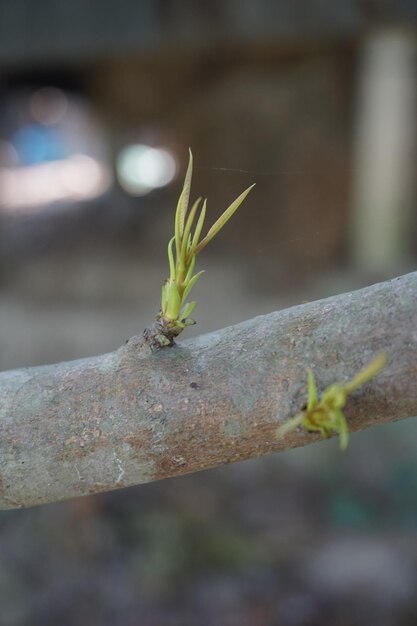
[1,272,416,510]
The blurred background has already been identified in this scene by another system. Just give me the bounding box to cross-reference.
[0,1,417,624]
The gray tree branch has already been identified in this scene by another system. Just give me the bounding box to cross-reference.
[1,272,416,510]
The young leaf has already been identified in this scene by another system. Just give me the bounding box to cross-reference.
[184,252,196,285]
[195,183,255,255]
[182,270,205,302]
[276,414,304,438]
[165,280,181,320]
[167,236,176,281]
[180,197,201,265]
[175,149,193,255]
[335,410,349,450]
[344,353,386,394]
[188,199,207,261]
[180,300,197,320]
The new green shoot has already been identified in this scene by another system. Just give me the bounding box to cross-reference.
[277,353,386,449]
[159,149,255,336]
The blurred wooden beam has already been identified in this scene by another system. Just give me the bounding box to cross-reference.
[0,0,416,68]
[351,28,417,275]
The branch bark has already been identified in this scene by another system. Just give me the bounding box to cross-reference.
[1,272,416,510]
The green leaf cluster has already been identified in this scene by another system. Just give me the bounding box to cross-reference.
[277,353,386,449]
[160,149,255,329]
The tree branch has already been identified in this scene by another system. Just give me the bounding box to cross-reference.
[1,272,416,510]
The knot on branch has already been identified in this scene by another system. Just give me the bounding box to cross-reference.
[143,317,183,351]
